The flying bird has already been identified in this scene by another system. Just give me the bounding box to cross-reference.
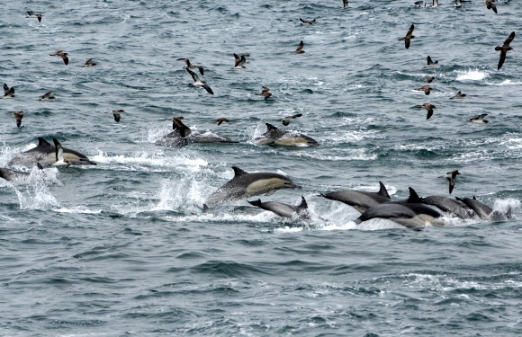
[444,170,460,194]
[426,55,438,66]
[470,114,489,124]
[417,103,436,119]
[343,0,349,8]
[50,50,69,65]
[2,83,15,99]
[299,18,316,25]
[295,41,305,54]
[278,114,303,126]
[109,109,125,122]
[450,91,466,100]
[495,31,515,70]
[81,58,97,67]
[13,111,24,128]
[399,24,415,49]
[486,0,497,14]
[177,58,204,75]
[38,91,55,101]
[233,53,247,69]
[186,68,213,95]
[256,86,272,100]
[415,85,433,95]
[214,118,229,126]
[52,139,71,168]
[26,11,42,22]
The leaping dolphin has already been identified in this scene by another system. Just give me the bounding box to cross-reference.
[457,196,510,221]
[204,166,301,208]
[9,138,97,167]
[253,123,318,147]
[248,196,309,219]
[320,182,391,213]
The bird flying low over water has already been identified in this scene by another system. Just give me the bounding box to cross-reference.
[109,109,125,122]
[415,85,433,95]
[278,114,302,126]
[256,86,272,100]
[425,76,435,83]
[444,170,460,194]
[299,18,316,25]
[233,53,247,69]
[50,50,69,65]
[177,58,204,75]
[186,68,213,94]
[3,83,15,99]
[495,31,515,70]
[399,24,415,49]
[450,91,466,100]
[26,11,42,22]
[295,41,305,54]
[13,111,24,128]
[38,91,55,101]
[470,113,489,124]
[81,58,97,67]
[486,0,497,14]
[214,118,229,126]
[426,55,438,66]
[417,103,436,119]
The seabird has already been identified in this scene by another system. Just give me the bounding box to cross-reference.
[26,11,42,22]
[425,76,436,83]
[470,113,489,124]
[431,0,441,7]
[495,31,515,70]
[444,170,460,194]
[414,1,426,6]
[186,68,214,95]
[81,58,97,67]
[486,0,497,14]
[38,91,55,101]
[417,103,436,119]
[295,41,305,54]
[214,118,229,126]
[52,138,71,168]
[2,83,15,99]
[177,58,204,75]
[450,91,466,100]
[278,114,303,126]
[415,85,433,95]
[399,24,415,49]
[426,55,438,66]
[255,86,272,100]
[455,0,463,7]
[343,0,349,8]
[13,111,23,128]
[109,109,125,122]
[233,53,247,69]
[299,18,316,25]
[50,50,69,65]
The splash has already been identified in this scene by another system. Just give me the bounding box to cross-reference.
[455,69,487,81]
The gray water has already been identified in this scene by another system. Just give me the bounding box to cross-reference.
[2,1,522,336]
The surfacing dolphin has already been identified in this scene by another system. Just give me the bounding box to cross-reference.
[407,187,476,219]
[0,164,43,182]
[457,196,510,221]
[248,196,309,219]
[253,123,318,147]
[156,117,238,147]
[9,138,97,167]
[320,181,391,213]
[204,166,301,209]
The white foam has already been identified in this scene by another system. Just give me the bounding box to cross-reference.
[455,69,487,81]
[54,206,102,214]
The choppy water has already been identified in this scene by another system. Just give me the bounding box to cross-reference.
[2,1,522,336]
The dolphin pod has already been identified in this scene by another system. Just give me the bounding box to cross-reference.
[319,181,391,213]
[156,117,238,147]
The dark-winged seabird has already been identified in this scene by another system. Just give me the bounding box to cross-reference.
[81,58,97,67]
[450,91,466,100]
[426,55,438,66]
[52,139,71,168]
[399,24,415,49]
[38,91,55,101]
[431,0,440,7]
[214,118,229,126]
[26,11,42,22]
[455,0,463,7]
[50,50,69,65]
[109,109,125,122]
[470,113,489,124]
[299,18,316,25]
[415,85,433,95]
[278,114,303,126]
[2,83,15,99]
[444,170,460,194]
[343,0,349,8]
[233,53,247,69]
[425,76,435,83]
[495,31,515,70]
[417,103,436,119]
[414,1,426,6]
[256,86,272,100]
[177,58,204,75]
[13,111,23,128]
[486,0,497,14]
[186,68,213,95]
[295,41,305,54]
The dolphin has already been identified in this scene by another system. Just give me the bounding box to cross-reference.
[253,123,318,147]
[457,196,509,221]
[156,117,237,147]
[407,187,476,219]
[204,166,301,208]
[320,182,391,213]
[355,202,443,229]
[248,196,309,219]
[9,138,97,167]
[0,164,43,182]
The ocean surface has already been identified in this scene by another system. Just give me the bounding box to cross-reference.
[1,0,522,336]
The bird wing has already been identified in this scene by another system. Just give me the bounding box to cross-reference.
[498,50,507,70]
[504,31,515,46]
[427,56,434,65]
[405,38,411,49]
[407,24,414,37]
[296,41,304,52]
[3,83,8,96]
[186,68,199,82]
[197,66,204,75]
[203,84,214,95]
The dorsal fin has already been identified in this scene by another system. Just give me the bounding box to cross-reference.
[37,137,51,147]
[297,196,308,210]
[378,181,391,199]
[247,199,263,207]
[36,163,43,170]
[265,123,279,132]
[473,196,476,200]
[172,119,191,138]
[231,166,248,177]
[407,187,422,203]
